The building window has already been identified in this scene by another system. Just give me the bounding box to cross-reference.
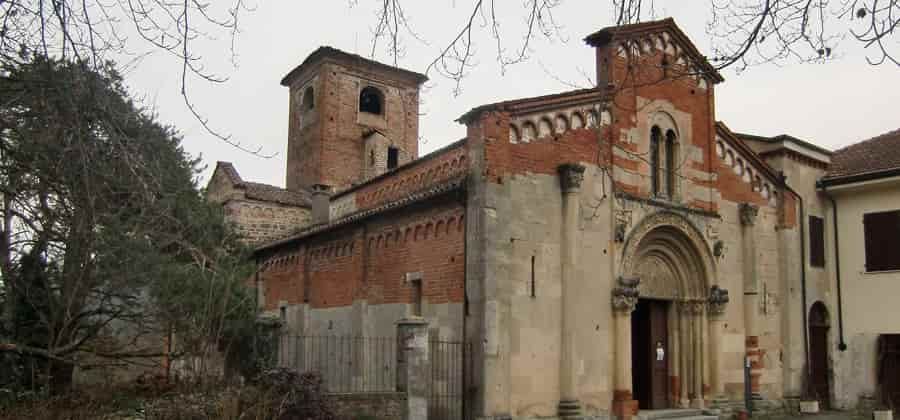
[650,126,661,196]
[302,86,314,111]
[864,210,900,272]
[665,129,677,198]
[809,215,825,268]
[387,147,399,170]
[359,86,384,115]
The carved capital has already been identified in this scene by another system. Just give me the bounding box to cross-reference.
[611,276,640,313]
[739,203,759,226]
[678,299,706,316]
[707,285,730,316]
[558,163,586,193]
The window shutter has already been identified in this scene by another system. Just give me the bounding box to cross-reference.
[864,211,900,272]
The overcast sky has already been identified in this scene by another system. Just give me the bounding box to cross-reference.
[122,2,900,188]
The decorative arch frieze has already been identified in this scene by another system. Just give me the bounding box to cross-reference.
[508,104,611,144]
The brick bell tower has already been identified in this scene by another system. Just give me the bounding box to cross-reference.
[280,47,428,192]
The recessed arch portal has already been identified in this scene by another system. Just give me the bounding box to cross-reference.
[621,211,717,297]
[620,211,718,409]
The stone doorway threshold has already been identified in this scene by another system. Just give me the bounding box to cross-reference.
[636,408,718,420]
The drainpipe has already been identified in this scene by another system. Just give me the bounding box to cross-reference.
[781,180,811,395]
[818,182,848,351]
[460,188,469,420]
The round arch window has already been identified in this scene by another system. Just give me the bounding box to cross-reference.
[359,86,384,115]
[302,86,314,111]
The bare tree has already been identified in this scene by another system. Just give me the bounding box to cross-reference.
[360,0,896,93]
[0,0,271,156]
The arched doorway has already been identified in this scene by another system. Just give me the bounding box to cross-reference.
[809,302,831,409]
[622,213,716,410]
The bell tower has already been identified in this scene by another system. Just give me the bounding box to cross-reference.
[280,47,427,192]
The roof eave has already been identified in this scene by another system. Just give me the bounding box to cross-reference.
[280,47,428,87]
[583,18,724,84]
[820,167,900,187]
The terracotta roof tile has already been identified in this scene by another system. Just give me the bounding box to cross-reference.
[826,128,900,179]
[243,182,311,207]
[281,46,428,87]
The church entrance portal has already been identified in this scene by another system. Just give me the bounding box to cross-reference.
[619,214,722,409]
[632,298,670,409]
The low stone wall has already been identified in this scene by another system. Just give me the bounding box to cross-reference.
[329,392,405,420]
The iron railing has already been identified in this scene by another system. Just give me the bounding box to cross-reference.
[278,335,397,393]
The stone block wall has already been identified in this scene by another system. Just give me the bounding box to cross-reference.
[223,199,310,245]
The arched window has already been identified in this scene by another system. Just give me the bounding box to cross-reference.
[521,121,537,142]
[650,126,662,196]
[302,86,314,111]
[665,129,677,197]
[359,86,384,115]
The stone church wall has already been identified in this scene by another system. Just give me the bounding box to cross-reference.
[462,38,801,416]
[464,110,616,417]
[257,196,466,342]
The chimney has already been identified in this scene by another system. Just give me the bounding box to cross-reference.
[311,184,331,225]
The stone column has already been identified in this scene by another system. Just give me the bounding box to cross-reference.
[678,301,689,408]
[397,318,429,420]
[739,203,762,397]
[668,303,681,406]
[690,300,705,409]
[708,286,730,401]
[558,163,585,418]
[611,276,640,420]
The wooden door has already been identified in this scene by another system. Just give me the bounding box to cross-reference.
[632,299,669,410]
[809,303,830,409]
[648,301,669,409]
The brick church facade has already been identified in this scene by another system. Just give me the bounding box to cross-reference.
[206,18,900,420]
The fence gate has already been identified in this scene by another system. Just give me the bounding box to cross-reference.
[429,339,473,420]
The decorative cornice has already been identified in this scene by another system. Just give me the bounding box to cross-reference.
[611,276,641,313]
[558,163,586,193]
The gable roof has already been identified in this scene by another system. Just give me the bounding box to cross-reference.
[734,132,832,158]
[822,128,900,183]
[281,46,428,87]
[583,18,724,84]
[210,161,311,207]
[457,87,608,124]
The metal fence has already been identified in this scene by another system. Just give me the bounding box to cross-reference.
[429,339,473,420]
[278,335,397,393]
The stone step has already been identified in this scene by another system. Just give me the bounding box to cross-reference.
[636,409,706,420]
